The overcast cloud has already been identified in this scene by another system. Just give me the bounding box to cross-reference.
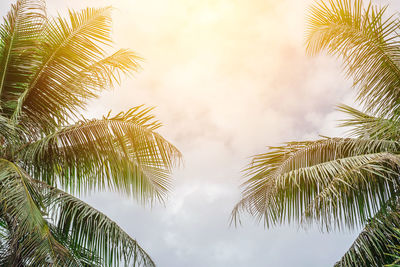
[2,0,399,266]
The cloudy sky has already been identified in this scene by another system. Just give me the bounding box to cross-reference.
[2,0,400,266]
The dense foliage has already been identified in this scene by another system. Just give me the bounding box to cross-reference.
[0,0,180,266]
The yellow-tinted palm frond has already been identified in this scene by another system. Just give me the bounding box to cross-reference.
[306,0,400,117]
[21,106,181,202]
[0,1,180,265]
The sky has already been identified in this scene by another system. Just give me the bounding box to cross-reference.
[2,0,400,266]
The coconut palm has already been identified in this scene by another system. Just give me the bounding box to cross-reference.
[232,0,400,266]
[0,0,181,266]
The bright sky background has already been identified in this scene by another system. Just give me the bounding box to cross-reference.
[2,0,400,266]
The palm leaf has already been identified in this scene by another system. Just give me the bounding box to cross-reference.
[232,138,400,230]
[334,198,400,267]
[338,104,400,140]
[306,0,400,116]
[0,158,78,266]
[47,224,103,267]
[34,180,155,267]
[0,1,180,264]
[20,106,181,202]
[0,0,46,116]
[13,7,140,132]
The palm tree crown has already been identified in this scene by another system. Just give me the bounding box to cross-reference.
[233,0,400,266]
[0,0,181,266]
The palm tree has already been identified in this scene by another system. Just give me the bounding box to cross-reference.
[232,0,400,266]
[0,0,181,266]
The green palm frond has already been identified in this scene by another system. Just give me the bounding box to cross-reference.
[65,49,141,97]
[0,1,180,265]
[306,0,400,116]
[0,159,78,266]
[232,138,400,230]
[303,152,400,230]
[34,180,155,267]
[0,114,19,144]
[234,0,400,265]
[13,7,140,131]
[385,229,400,267]
[21,106,181,201]
[334,198,400,267]
[0,0,46,115]
[47,224,102,267]
[338,104,400,140]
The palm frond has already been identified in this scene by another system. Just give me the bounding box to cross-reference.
[0,158,78,266]
[20,106,181,202]
[338,104,400,139]
[303,152,400,230]
[0,0,46,116]
[306,0,400,116]
[232,138,400,230]
[34,180,155,267]
[12,7,140,132]
[0,1,179,264]
[47,224,102,267]
[0,114,20,144]
[335,197,400,267]
[63,48,141,97]
[385,229,400,267]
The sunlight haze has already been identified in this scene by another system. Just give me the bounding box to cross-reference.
[2,0,398,266]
